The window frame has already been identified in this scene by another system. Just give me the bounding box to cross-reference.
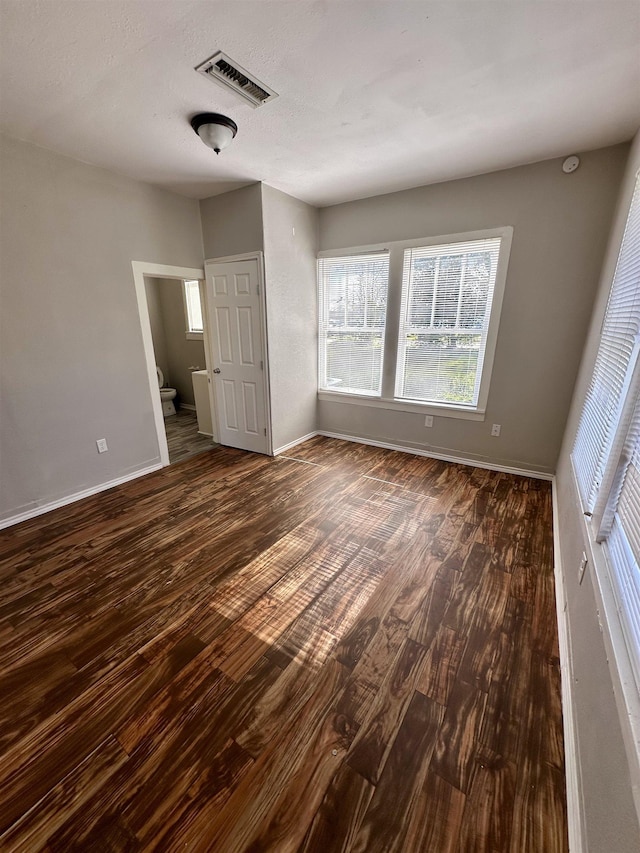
[183,279,204,340]
[569,169,640,809]
[317,251,391,397]
[317,227,513,420]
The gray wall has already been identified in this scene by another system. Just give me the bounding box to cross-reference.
[0,135,203,522]
[318,146,629,474]
[261,184,319,451]
[1,128,638,843]
[200,181,318,452]
[555,132,640,852]
[155,278,205,407]
[144,276,169,383]
[199,183,264,260]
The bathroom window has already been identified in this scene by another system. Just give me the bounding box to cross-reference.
[183,280,204,339]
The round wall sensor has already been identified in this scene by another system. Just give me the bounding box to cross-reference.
[562,155,580,174]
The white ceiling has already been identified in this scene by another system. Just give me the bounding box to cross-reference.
[1,0,639,207]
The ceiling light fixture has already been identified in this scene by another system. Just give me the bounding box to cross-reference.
[191,113,237,154]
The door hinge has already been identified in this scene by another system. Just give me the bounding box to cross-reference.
[264,428,267,436]
[256,284,260,295]
[260,360,264,370]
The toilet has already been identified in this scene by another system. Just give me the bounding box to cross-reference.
[156,367,177,417]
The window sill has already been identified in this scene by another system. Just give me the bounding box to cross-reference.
[317,390,486,421]
[185,331,204,341]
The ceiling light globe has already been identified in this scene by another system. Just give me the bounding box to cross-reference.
[191,113,238,155]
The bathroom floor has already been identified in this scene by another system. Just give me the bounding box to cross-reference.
[165,408,216,464]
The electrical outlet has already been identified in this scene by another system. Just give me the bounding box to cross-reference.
[424,415,434,428]
[491,423,501,437]
[96,438,108,453]
[578,552,588,584]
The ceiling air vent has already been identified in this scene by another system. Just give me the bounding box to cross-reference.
[195,51,278,108]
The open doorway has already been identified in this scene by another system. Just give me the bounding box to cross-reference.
[132,262,218,466]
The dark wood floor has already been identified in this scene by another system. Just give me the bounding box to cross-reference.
[165,408,216,464]
[0,436,567,852]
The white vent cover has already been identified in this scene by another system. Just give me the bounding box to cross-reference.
[195,51,278,108]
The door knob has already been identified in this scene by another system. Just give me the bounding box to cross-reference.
[213,368,221,374]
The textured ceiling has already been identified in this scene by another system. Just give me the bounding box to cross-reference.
[0,0,639,206]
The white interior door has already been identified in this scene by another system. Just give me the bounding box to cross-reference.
[204,256,270,454]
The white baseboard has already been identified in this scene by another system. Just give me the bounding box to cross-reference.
[316,430,554,480]
[273,432,319,456]
[0,463,164,530]
[551,479,585,853]
[180,403,196,411]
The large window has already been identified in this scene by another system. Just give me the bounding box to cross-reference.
[317,228,511,415]
[318,253,390,395]
[572,173,640,689]
[396,238,502,406]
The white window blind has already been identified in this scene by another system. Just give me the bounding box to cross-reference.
[318,253,390,395]
[573,175,640,512]
[606,394,640,691]
[572,171,640,693]
[395,238,502,406]
[184,279,204,333]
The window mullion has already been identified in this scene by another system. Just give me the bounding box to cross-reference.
[430,257,441,327]
[342,272,347,326]
[381,247,403,400]
[455,255,467,328]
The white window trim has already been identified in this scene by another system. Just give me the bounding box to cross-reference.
[318,251,390,397]
[182,279,204,339]
[317,389,486,420]
[570,459,640,819]
[569,169,640,820]
[318,226,513,420]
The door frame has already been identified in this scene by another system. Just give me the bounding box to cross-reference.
[204,251,273,455]
[131,261,211,467]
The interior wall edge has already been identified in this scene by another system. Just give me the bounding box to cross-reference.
[273,432,320,456]
[554,454,640,850]
[552,478,587,853]
[316,430,554,480]
[0,461,163,530]
[550,129,640,851]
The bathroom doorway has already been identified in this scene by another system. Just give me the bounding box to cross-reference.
[132,262,217,467]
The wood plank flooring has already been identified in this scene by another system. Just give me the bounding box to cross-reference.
[0,436,567,852]
[165,408,216,464]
